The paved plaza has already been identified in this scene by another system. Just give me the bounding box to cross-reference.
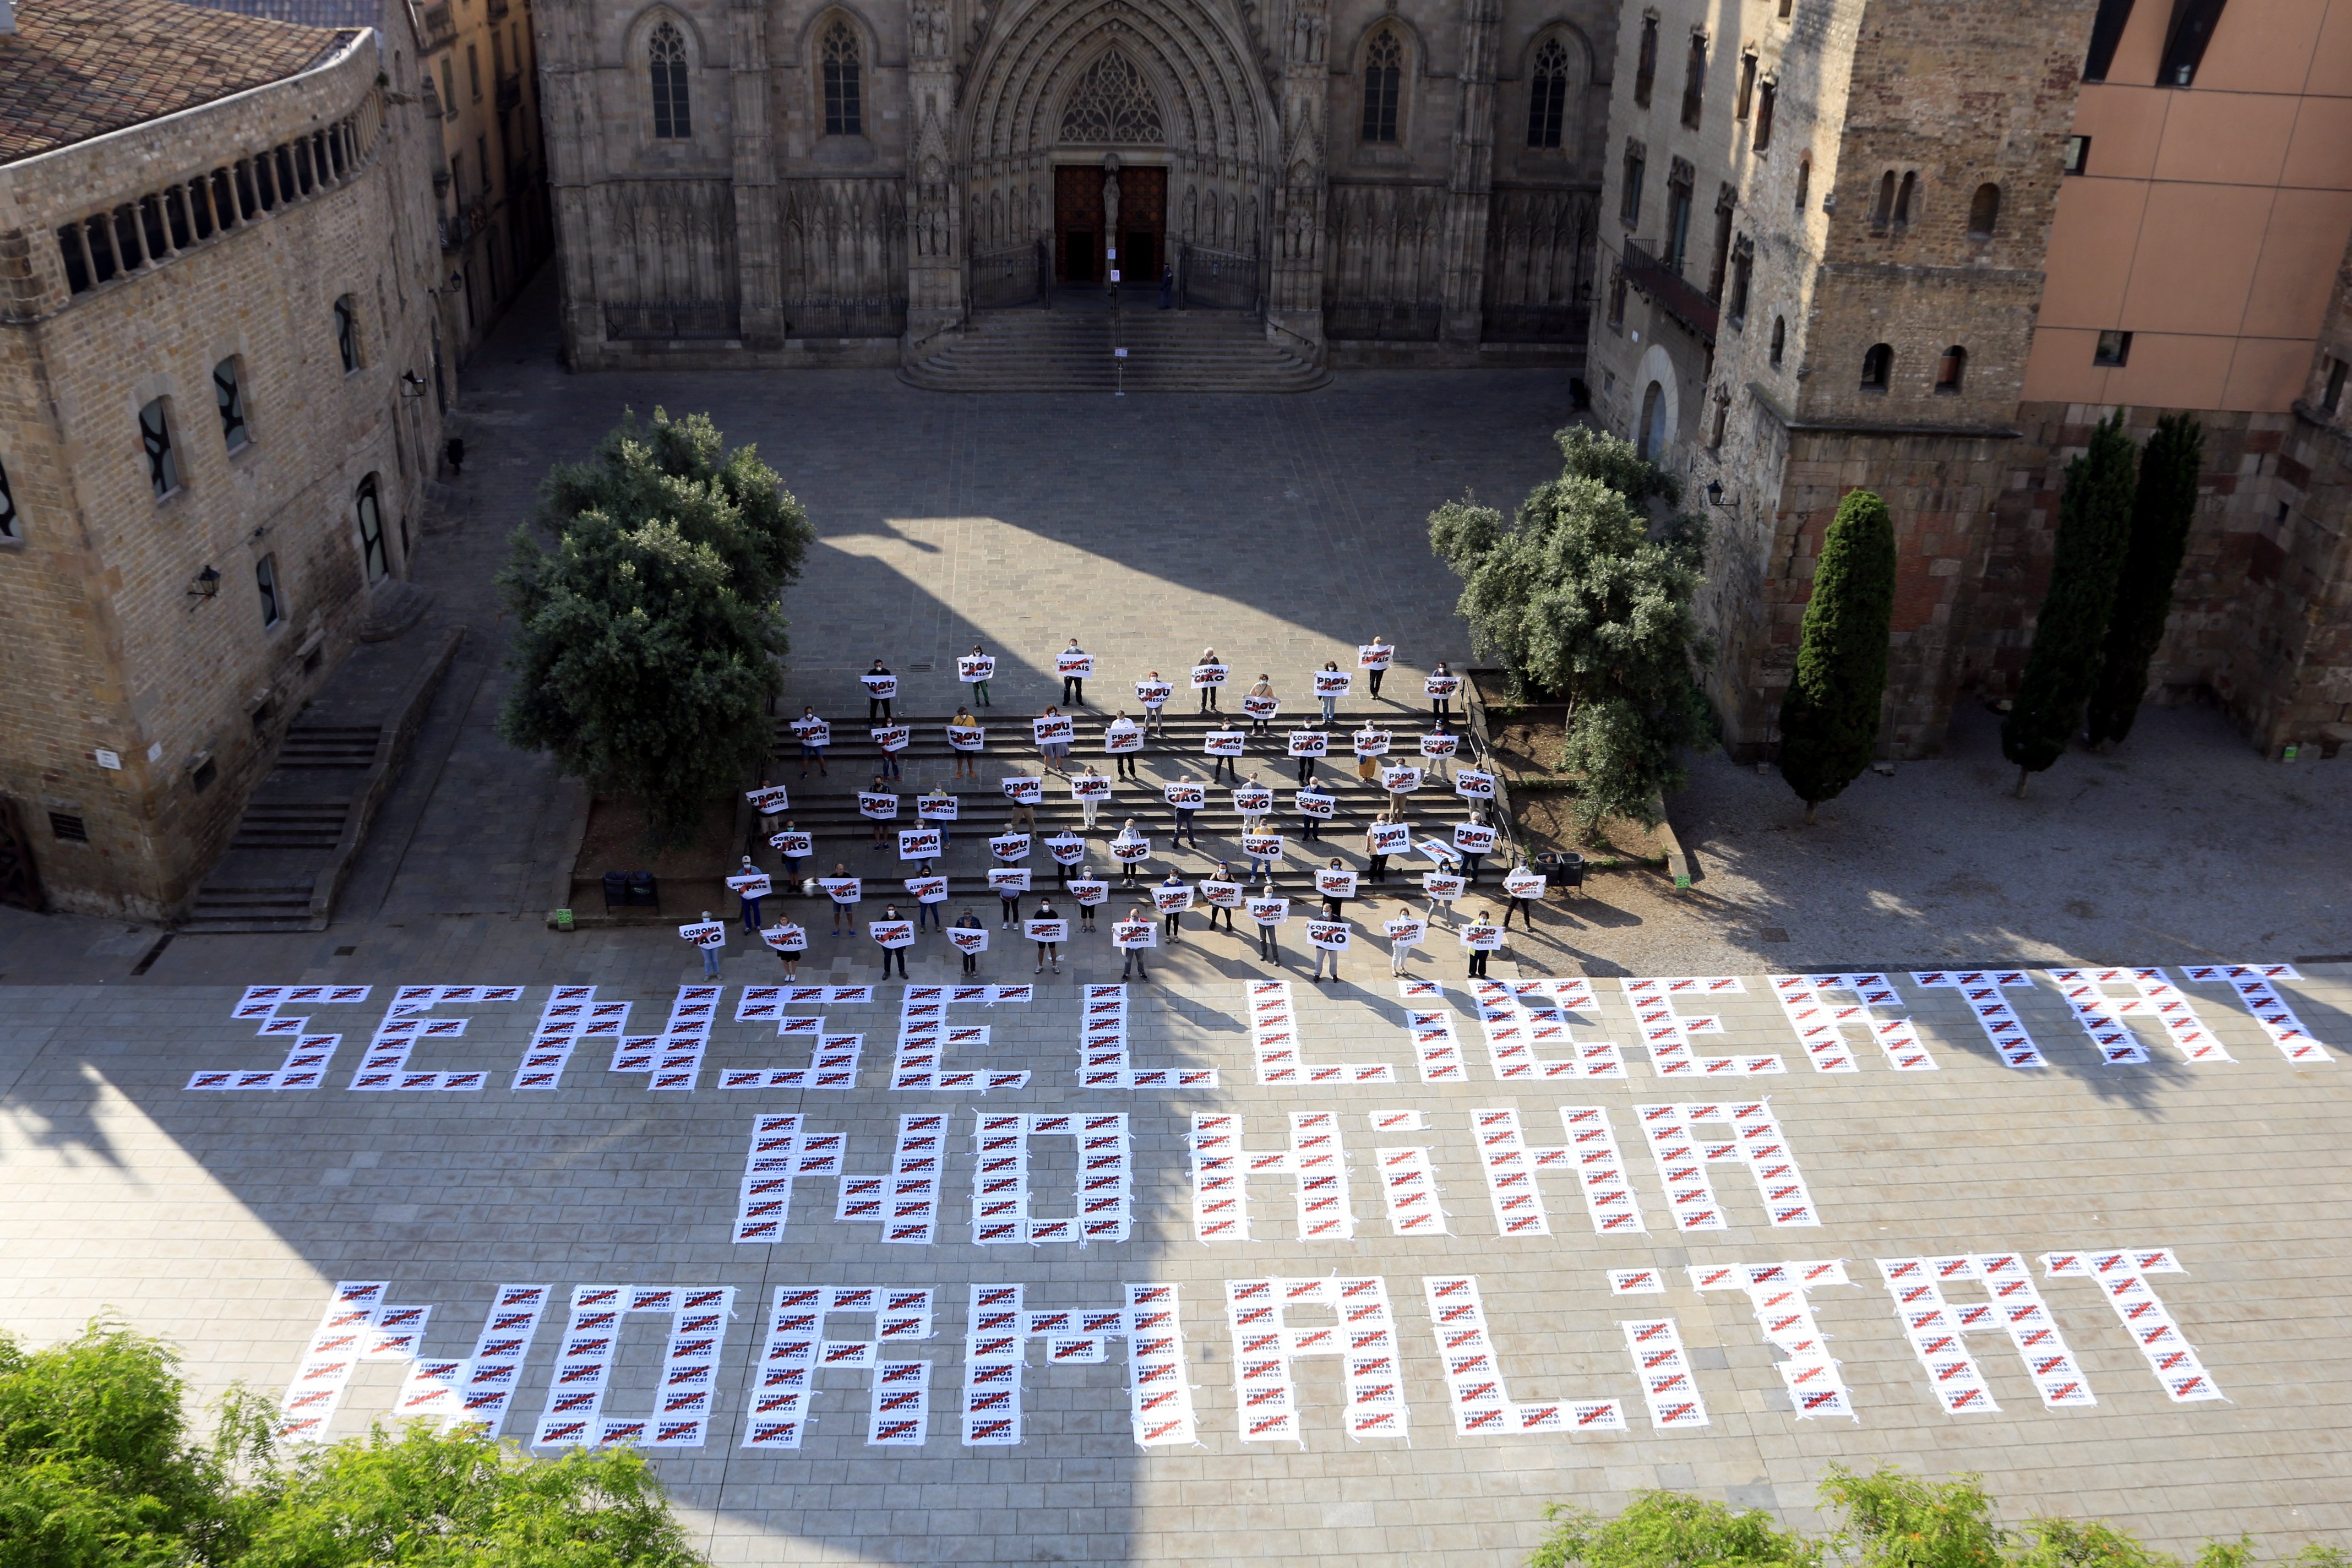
[4,286,2352,1564]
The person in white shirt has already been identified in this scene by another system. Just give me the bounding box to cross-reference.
[1107,710,1142,780]
[1112,818,1146,886]
[1140,672,1169,737]
[1075,763,1108,831]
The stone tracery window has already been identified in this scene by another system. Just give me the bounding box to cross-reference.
[1060,52,1164,144]
[1360,30,1403,145]
[1527,37,1570,149]
[649,20,692,139]
[822,19,863,137]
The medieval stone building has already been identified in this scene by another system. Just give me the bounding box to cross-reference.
[529,0,1613,368]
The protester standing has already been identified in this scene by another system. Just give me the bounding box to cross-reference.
[1060,639,1088,706]
[1076,764,1108,832]
[1431,661,1456,720]
[696,911,723,979]
[770,921,803,982]
[1467,907,1494,978]
[876,904,908,978]
[1076,866,1100,932]
[736,856,765,933]
[1365,810,1396,884]
[1365,634,1392,699]
[1206,861,1238,933]
[1172,788,1200,848]
[1108,711,1142,780]
[1113,818,1147,886]
[1032,896,1063,973]
[827,863,858,936]
[867,660,894,721]
[1140,674,1169,737]
[1254,879,1282,964]
[1121,903,1153,982]
[1197,647,1222,712]
[1246,674,1276,737]
[968,643,993,707]
[949,707,981,780]
[956,908,984,974]
[797,707,828,777]
[1038,706,1072,773]
[1317,660,1343,724]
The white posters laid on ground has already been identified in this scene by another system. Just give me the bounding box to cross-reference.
[1287,730,1329,759]
[1105,724,1144,755]
[1111,836,1151,864]
[1164,782,1206,809]
[959,655,995,683]
[1453,821,1499,855]
[1423,873,1466,902]
[859,792,899,820]
[1201,880,1244,907]
[1024,919,1070,943]
[1233,785,1273,814]
[1069,879,1110,906]
[761,923,808,952]
[949,925,988,955]
[898,829,942,861]
[1456,769,1498,801]
[1242,694,1280,721]
[1153,886,1193,914]
[1205,731,1245,756]
[1071,774,1112,800]
[1385,916,1426,948]
[1192,663,1229,689]
[919,794,959,822]
[1504,869,1547,899]
[1358,644,1394,671]
[1426,674,1462,700]
[1309,920,1351,951]
[1114,919,1157,950]
[820,878,862,903]
[1461,922,1502,951]
[1056,651,1095,678]
[1381,765,1424,794]
[1370,821,1413,856]
[988,868,1032,895]
[1296,790,1337,820]
[1313,670,1353,698]
[990,833,1032,862]
[725,873,772,899]
[1315,868,1359,899]
[947,725,986,752]
[870,919,914,949]
[680,921,726,949]
[1353,729,1391,756]
[906,876,949,903]
[1246,898,1290,925]
[1000,776,1043,805]
[1242,832,1286,861]
[769,830,813,858]
[1135,680,1174,706]
[862,673,899,699]
[1033,715,1075,746]
[745,785,790,815]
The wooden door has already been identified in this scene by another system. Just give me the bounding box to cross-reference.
[1113,166,1166,287]
[1054,165,1104,282]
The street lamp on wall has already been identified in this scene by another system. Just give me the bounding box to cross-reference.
[187,565,221,600]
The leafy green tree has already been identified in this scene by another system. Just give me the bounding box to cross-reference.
[2001,411,2137,796]
[1776,489,1898,824]
[1429,428,1713,841]
[1820,1466,2008,1568]
[2084,413,2203,749]
[1530,1490,1820,1568]
[499,410,814,848]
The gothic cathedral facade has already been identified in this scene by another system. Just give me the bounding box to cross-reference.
[530,0,1613,367]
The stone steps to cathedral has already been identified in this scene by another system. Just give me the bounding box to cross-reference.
[900,307,1332,393]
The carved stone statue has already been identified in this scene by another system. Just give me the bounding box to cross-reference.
[1103,158,1121,234]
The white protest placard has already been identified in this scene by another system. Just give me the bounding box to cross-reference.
[1504,869,1547,899]
[1358,644,1394,671]
[1135,680,1174,706]
[1312,669,1353,698]
[919,793,960,821]
[679,921,726,949]
[1033,715,1076,746]
[1070,774,1112,800]
[1309,919,1351,951]
[1380,765,1424,794]
[948,925,989,955]
[988,868,1032,895]
[1000,776,1043,805]
[1163,781,1207,809]
[870,919,915,949]
[1242,832,1286,862]
[1425,674,1462,700]
[726,872,774,899]
[959,655,996,683]
[1417,837,1460,865]
[1384,917,1426,949]
[872,725,911,753]
[1104,724,1144,755]
[819,878,862,903]
[1152,885,1193,914]
[1287,730,1329,759]
[1369,820,1413,856]
[1295,789,1337,820]
[1113,919,1157,950]
[745,785,790,815]
[1232,784,1273,814]
[1353,729,1391,757]
[1246,898,1290,925]
[1046,832,1086,865]
[1110,836,1151,864]
[1068,879,1110,906]
[1422,872,1466,902]
[858,791,899,820]
[793,718,832,747]
[1420,732,1460,758]
[947,723,986,752]
[1453,822,1499,854]
[1023,918,1071,943]
[1242,694,1280,722]
[1204,730,1245,756]
[1056,651,1096,678]
[1191,663,1228,689]
[989,832,1032,861]
[1460,922,1503,951]
[905,875,949,903]
[768,829,813,858]
[761,922,808,952]
[1314,868,1359,900]
[898,828,943,861]
[1456,769,1498,801]
[862,672,899,699]
[1200,879,1244,908]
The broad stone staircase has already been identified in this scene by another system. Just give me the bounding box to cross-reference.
[901,307,1331,393]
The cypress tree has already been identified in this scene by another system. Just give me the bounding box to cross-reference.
[2001,410,2138,796]
[1777,488,1897,824]
[2084,413,2203,748]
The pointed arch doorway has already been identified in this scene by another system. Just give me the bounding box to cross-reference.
[1054,161,1165,285]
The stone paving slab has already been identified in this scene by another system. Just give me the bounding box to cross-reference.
[1,961,2348,1564]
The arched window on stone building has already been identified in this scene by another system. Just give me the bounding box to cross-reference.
[1361,30,1403,145]
[213,358,250,452]
[649,20,692,139]
[1527,37,1570,149]
[1860,342,1892,391]
[1967,182,2000,238]
[139,399,179,498]
[356,473,389,583]
[1936,345,1966,394]
[1870,171,1895,231]
[1769,315,1785,368]
[821,18,864,137]
[1793,152,1810,213]
[1894,171,1917,226]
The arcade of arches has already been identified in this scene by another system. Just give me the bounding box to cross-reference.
[535,0,1613,368]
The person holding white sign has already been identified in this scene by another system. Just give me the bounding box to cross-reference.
[1202,860,1240,933]
[763,918,807,981]
[685,911,726,978]
[1289,728,1323,787]
[1384,912,1424,976]
[963,643,994,706]
[1310,914,1346,982]
[1250,879,1286,964]
[1106,711,1142,780]
[865,660,895,722]
[1316,660,1347,724]
[1361,634,1393,699]
[1117,903,1156,981]
[1461,907,1502,977]
[872,903,912,978]
[731,857,770,933]
[918,785,956,851]
[769,818,810,879]
[1111,818,1148,886]
[1353,721,1386,783]
[796,706,829,777]
[1455,804,1496,884]
[1317,857,1354,921]
[872,725,906,783]
[1195,647,1223,712]
[1156,872,1190,940]
[1502,861,1547,929]
[1036,706,1073,771]
[1245,674,1277,737]
[1296,786,1333,845]
[1429,661,1459,720]
[1072,865,1104,931]
[949,707,982,779]
[1422,867,1466,930]
[955,908,986,974]
[907,868,949,931]
[1030,895,1065,973]
[1137,672,1172,737]
[824,864,861,936]
[1365,809,1404,883]
[1059,639,1088,706]
[865,775,898,848]
[1072,763,1109,830]
[1168,781,1202,848]
[1235,774,1271,837]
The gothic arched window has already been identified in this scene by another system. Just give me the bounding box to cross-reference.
[1361,30,1402,145]
[1059,52,1164,143]
[1526,37,1570,149]
[821,19,863,137]
[649,21,691,139]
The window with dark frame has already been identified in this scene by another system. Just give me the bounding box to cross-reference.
[1753,79,1776,150]
[2064,135,2090,175]
[650,20,692,138]
[467,43,481,100]
[1361,30,1403,144]
[139,400,179,497]
[1706,190,1734,302]
[334,295,359,373]
[1968,182,2001,238]
[213,358,249,451]
[256,553,283,628]
[1726,237,1753,327]
[822,18,864,137]
[1770,315,1786,367]
[1680,33,1707,130]
[1709,388,1730,449]
[1527,36,1570,149]
[1608,264,1627,329]
[1871,170,1896,230]
[1860,342,1892,391]
[356,473,389,583]
[1634,15,1658,107]
[1736,52,1756,119]
[1794,152,1810,211]
[1935,345,1967,394]
[0,456,18,540]
[2324,356,2348,412]
[2083,0,2136,80]
[1621,141,1646,226]
[2095,330,2132,367]
[2159,0,2228,85]
[1665,162,1695,272]
[1894,171,1917,226]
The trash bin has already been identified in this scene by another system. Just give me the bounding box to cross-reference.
[626,870,660,911]
[1535,851,1584,891]
[601,870,629,911]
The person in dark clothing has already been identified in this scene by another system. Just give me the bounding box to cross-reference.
[876,904,908,979]
[955,908,984,974]
[867,660,894,721]
[1158,265,1175,309]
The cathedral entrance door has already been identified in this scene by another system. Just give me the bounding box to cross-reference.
[1055,165,1104,284]
[1114,167,1166,287]
[1054,165,1167,286]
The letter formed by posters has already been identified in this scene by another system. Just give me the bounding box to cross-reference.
[1287,730,1329,759]
[1200,879,1244,908]
[1242,693,1280,722]
[1046,832,1086,867]
[726,872,774,900]
[1309,919,1350,952]
[680,920,727,950]
[1453,821,1499,856]
[946,722,986,753]
[1358,643,1395,672]
[1205,729,1246,757]
[1455,769,1498,801]
[761,922,808,952]
[870,919,916,950]
[919,793,960,823]
[1153,885,1194,915]
[746,785,791,815]
[1353,728,1391,757]
[905,875,949,905]
[1385,916,1426,949]
[1192,662,1229,690]
[1315,867,1358,900]
[1111,835,1152,865]
[769,829,814,859]
[1380,764,1424,795]
[1163,781,1207,810]
[862,672,899,700]
[859,792,900,821]
[1135,679,1175,707]
[1001,776,1044,806]
[949,925,989,956]
[989,833,1032,863]
[820,878,863,905]
[1296,789,1337,821]
[1242,832,1286,863]
[1425,673,1462,701]
[898,829,943,862]
[1024,918,1071,943]
[1069,878,1110,907]
[1056,651,1096,679]
[1114,917,1158,950]
[1104,720,1144,755]
[1460,921,1503,952]
[989,868,1032,896]
[1313,669,1353,699]
[1420,731,1460,759]
[1246,897,1290,926]
[1033,715,1076,747]
[1070,773,1113,801]
[960,655,997,684]
[1370,820,1413,857]
[872,725,911,754]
